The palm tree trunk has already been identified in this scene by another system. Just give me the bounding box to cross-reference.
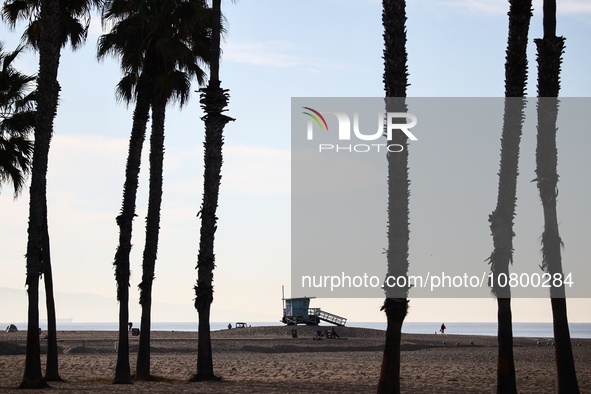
[551,297,578,393]
[535,93,579,392]
[135,97,166,381]
[191,0,233,382]
[194,298,214,379]
[496,298,516,392]
[488,1,532,392]
[113,69,153,385]
[20,0,61,388]
[208,0,221,86]
[42,205,61,381]
[191,82,232,381]
[378,299,407,393]
[534,1,579,392]
[378,1,410,393]
[21,276,46,389]
[489,99,526,394]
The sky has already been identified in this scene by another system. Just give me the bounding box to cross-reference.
[1,0,590,325]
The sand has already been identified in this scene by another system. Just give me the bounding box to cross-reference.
[0,326,590,393]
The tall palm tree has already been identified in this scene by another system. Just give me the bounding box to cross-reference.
[191,0,233,382]
[0,43,35,197]
[99,7,159,386]
[487,1,532,393]
[8,0,61,387]
[99,2,163,383]
[378,1,410,393]
[2,0,101,383]
[136,26,209,382]
[98,0,210,383]
[534,1,579,392]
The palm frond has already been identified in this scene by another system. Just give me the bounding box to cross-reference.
[1,0,102,50]
[0,41,35,197]
[98,0,212,107]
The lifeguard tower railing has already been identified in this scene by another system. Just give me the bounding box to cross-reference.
[308,308,347,326]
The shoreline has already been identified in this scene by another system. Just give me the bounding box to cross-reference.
[4,321,591,339]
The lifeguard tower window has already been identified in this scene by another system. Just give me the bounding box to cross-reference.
[281,296,346,326]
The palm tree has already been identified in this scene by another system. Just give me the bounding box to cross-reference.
[2,0,100,383]
[8,0,61,386]
[191,0,233,382]
[534,1,579,392]
[0,43,35,197]
[98,0,210,383]
[378,1,410,393]
[99,2,162,383]
[99,13,157,388]
[487,1,532,393]
[136,23,209,382]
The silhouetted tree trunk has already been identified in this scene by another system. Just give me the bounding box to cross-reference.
[113,65,155,385]
[135,97,166,381]
[21,272,46,389]
[42,206,61,381]
[20,0,60,388]
[191,0,233,381]
[192,84,231,380]
[535,2,578,391]
[378,0,410,393]
[487,1,532,393]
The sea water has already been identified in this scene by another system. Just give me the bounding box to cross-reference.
[4,321,590,338]
[363,322,591,339]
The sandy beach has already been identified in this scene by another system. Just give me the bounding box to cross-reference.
[1,326,590,393]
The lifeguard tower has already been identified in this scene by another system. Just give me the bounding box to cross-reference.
[281,296,346,326]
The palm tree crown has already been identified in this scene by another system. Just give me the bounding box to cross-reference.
[2,0,102,50]
[98,0,210,106]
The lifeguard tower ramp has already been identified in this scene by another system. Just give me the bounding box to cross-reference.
[281,297,347,326]
[310,308,347,326]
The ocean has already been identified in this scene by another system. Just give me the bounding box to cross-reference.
[3,321,590,338]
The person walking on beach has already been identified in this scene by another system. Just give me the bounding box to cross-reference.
[440,323,446,334]
[331,327,340,339]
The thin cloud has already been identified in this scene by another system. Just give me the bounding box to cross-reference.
[223,40,302,67]
[557,0,591,15]
[48,134,130,186]
[48,136,290,197]
[439,0,591,15]
[222,39,373,76]
[441,0,507,15]
[223,146,290,195]
[162,144,289,196]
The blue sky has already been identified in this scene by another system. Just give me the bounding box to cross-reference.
[1,0,590,324]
